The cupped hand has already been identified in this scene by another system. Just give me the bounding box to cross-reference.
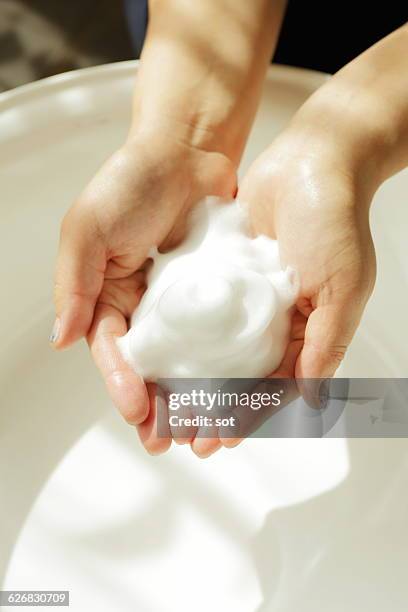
[188,122,379,457]
[52,133,236,453]
[238,125,377,403]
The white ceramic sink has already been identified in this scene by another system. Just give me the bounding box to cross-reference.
[1,62,408,611]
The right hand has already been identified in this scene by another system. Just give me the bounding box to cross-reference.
[52,133,236,453]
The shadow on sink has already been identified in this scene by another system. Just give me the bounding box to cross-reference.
[252,437,408,611]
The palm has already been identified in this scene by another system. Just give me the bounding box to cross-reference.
[239,139,376,382]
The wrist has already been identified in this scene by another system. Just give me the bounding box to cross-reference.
[125,120,229,171]
[128,94,243,165]
[128,0,285,166]
[291,79,397,191]
[123,128,237,201]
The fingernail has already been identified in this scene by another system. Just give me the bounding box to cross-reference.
[319,378,331,410]
[49,318,60,344]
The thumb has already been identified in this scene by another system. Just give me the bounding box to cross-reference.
[51,210,106,349]
[197,152,237,200]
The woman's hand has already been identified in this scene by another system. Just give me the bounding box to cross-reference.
[191,121,379,455]
[51,0,284,455]
[238,125,377,402]
[238,22,408,404]
[189,105,382,457]
[203,24,408,455]
[52,134,236,448]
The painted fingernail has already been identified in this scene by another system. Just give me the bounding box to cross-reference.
[49,318,60,344]
[319,378,331,410]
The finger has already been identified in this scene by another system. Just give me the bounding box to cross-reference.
[219,392,274,448]
[137,384,172,455]
[191,436,222,459]
[220,311,306,448]
[52,208,106,349]
[87,301,149,425]
[191,418,222,458]
[221,436,243,449]
[296,300,359,407]
[271,309,307,378]
[220,380,299,448]
[168,401,198,445]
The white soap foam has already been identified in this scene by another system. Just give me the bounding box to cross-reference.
[117,198,297,380]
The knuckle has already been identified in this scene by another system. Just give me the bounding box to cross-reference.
[327,345,347,365]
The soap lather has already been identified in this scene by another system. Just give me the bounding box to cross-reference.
[117,197,297,379]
